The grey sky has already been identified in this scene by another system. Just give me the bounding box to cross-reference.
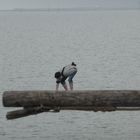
[0,0,140,10]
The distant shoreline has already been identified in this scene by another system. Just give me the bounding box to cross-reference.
[0,7,140,12]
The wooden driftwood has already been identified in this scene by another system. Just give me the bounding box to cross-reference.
[6,106,117,120]
[6,106,55,120]
[6,106,140,120]
[3,90,140,107]
[3,90,140,120]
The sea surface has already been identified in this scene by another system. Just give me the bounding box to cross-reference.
[0,9,140,140]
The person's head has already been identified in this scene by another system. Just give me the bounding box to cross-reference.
[54,72,61,79]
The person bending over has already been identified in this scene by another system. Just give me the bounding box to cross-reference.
[54,62,77,91]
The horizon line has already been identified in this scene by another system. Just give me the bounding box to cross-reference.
[0,7,140,12]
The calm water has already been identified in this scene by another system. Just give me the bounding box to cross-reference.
[0,10,140,140]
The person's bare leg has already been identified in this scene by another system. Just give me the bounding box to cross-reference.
[69,81,73,90]
[68,71,77,91]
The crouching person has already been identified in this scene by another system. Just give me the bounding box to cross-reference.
[54,62,77,91]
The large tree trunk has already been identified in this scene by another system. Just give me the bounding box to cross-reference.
[3,90,140,107]
[3,90,140,120]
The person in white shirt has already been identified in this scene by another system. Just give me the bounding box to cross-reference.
[54,62,77,91]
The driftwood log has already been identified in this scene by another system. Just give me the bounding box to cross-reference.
[3,90,140,120]
[3,90,140,107]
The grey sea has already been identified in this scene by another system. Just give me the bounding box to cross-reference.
[0,9,140,140]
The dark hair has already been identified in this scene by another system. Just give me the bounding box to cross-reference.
[72,62,76,66]
[55,72,61,78]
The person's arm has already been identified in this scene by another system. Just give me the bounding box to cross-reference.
[56,83,59,91]
[62,82,68,91]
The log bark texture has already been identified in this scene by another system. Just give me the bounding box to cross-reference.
[6,106,52,120]
[3,90,140,107]
[6,106,116,120]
